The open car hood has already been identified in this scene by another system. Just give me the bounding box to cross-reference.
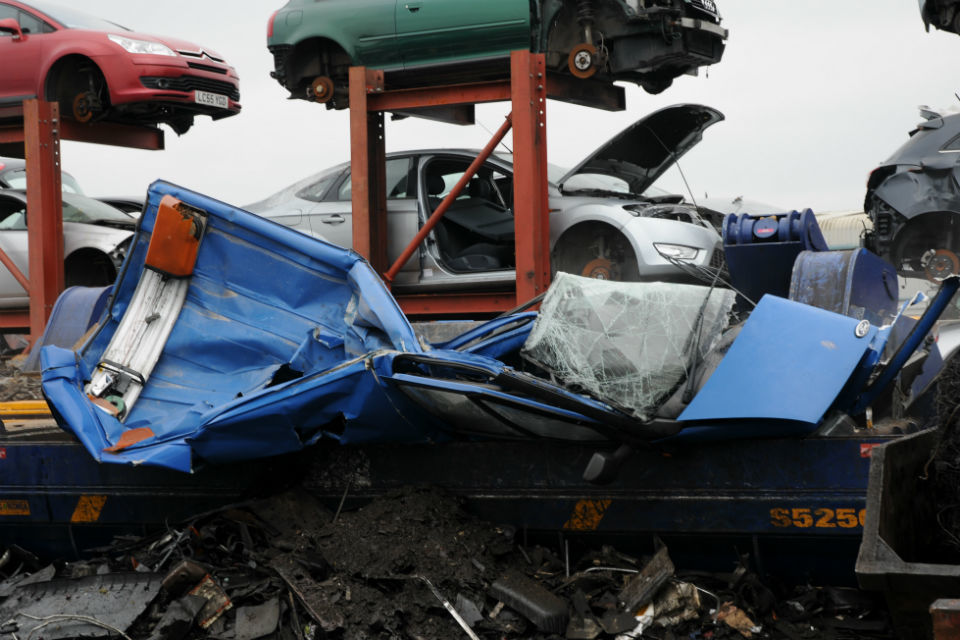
[558,104,724,195]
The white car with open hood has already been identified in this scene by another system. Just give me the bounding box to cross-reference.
[245,104,725,292]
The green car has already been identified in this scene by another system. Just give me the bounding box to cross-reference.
[267,0,727,108]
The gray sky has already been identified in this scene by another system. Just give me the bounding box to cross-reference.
[60,0,960,213]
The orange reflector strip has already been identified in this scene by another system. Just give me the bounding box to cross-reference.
[104,426,156,453]
[0,500,29,516]
[145,195,204,277]
[563,499,612,531]
[71,495,107,523]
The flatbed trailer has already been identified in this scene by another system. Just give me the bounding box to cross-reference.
[0,402,895,582]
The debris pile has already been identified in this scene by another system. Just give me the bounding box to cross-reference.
[0,362,41,403]
[0,488,893,639]
[926,353,960,562]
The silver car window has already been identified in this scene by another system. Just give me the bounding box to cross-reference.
[60,194,131,223]
[2,168,85,194]
[336,158,412,201]
[294,173,337,203]
[0,200,25,230]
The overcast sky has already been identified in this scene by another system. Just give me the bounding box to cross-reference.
[58,0,960,213]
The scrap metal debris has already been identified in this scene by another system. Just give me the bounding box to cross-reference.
[0,487,894,639]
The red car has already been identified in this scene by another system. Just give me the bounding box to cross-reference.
[0,1,240,134]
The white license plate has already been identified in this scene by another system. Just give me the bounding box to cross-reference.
[194,90,229,108]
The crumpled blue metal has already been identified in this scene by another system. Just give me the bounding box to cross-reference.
[40,181,954,474]
[41,181,443,472]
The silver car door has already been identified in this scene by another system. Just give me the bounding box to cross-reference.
[306,158,419,274]
[384,157,421,288]
[305,169,354,249]
[413,154,516,292]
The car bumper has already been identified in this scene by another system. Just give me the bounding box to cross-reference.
[91,54,241,116]
[621,216,721,278]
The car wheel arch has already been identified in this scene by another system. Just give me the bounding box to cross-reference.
[43,54,110,120]
[551,220,641,281]
[64,247,117,288]
[892,210,960,244]
[289,37,353,83]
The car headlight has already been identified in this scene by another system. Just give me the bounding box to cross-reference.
[654,243,699,261]
[108,34,177,57]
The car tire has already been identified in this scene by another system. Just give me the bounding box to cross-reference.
[552,225,640,281]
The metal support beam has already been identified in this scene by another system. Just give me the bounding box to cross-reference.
[23,99,63,342]
[397,291,519,317]
[932,599,960,639]
[546,73,626,112]
[61,120,164,150]
[368,81,512,112]
[510,51,550,306]
[349,67,388,275]
[0,100,163,338]
[348,51,553,315]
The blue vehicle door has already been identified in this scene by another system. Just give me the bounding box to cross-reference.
[394,0,529,68]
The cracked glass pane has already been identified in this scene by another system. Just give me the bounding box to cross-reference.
[521,273,736,420]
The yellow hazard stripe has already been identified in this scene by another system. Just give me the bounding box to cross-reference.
[0,400,51,417]
[71,495,107,523]
[563,499,612,531]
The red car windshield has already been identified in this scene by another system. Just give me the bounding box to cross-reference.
[22,1,130,31]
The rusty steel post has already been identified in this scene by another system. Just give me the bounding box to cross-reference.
[510,50,550,306]
[383,114,513,283]
[349,67,388,275]
[24,99,63,343]
[933,599,960,639]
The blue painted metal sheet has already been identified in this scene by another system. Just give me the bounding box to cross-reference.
[21,285,112,372]
[722,209,828,304]
[38,181,953,475]
[679,294,878,425]
[41,181,439,472]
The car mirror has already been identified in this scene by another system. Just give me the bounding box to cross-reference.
[0,19,23,40]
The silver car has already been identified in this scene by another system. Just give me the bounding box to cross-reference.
[245,104,724,292]
[0,189,135,308]
[0,156,85,194]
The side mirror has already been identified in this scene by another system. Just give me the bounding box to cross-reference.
[0,18,23,40]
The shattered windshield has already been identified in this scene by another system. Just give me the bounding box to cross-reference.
[522,274,736,420]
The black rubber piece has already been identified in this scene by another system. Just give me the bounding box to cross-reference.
[489,571,569,633]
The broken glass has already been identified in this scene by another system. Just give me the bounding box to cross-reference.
[521,274,736,420]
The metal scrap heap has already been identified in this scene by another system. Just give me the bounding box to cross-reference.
[0,488,893,640]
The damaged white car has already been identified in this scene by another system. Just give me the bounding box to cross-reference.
[0,189,134,307]
[246,103,724,292]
